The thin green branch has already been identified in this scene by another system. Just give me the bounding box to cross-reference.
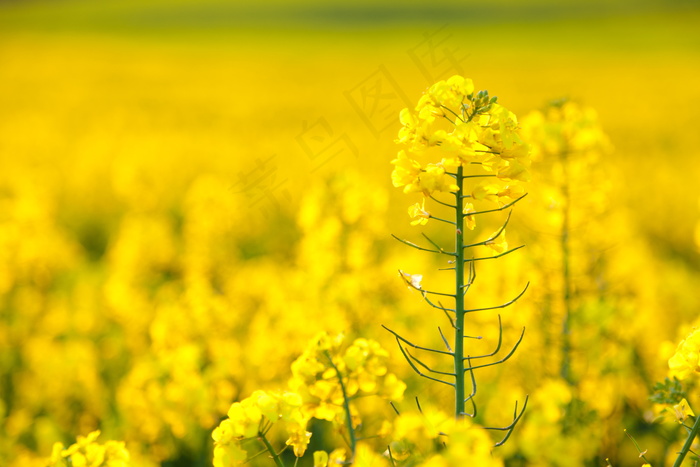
[423,294,456,313]
[258,430,286,467]
[461,245,525,263]
[422,233,451,254]
[466,315,502,358]
[463,283,530,314]
[391,234,456,256]
[461,356,478,418]
[430,215,456,225]
[463,327,525,368]
[487,396,529,447]
[323,350,357,458]
[463,210,512,249]
[429,194,457,208]
[394,337,456,387]
[382,325,454,356]
[404,347,457,377]
[422,288,457,298]
[439,326,453,352]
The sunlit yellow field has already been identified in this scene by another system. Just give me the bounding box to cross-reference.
[2,1,700,466]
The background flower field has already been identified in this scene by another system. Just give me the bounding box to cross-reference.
[1,0,700,465]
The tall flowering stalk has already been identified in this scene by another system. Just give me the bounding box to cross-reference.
[521,99,611,386]
[388,76,530,435]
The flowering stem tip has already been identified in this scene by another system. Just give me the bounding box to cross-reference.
[389,75,530,429]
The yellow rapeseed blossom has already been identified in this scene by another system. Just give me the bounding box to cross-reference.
[329,449,348,466]
[212,390,310,465]
[388,408,504,466]
[392,75,530,227]
[421,420,503,467]
[47,431,130,467]
[391,150,422,192]
[485,229,508,254]
[289,332,406,424]
[672,398,695,424]
[669,328,700,381]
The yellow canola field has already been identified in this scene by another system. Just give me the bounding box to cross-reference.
[2,5,700,466]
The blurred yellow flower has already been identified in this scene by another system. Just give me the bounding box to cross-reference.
[47,431,129,467]
[485,229,508,254]
[669,328,700,381]
[672,398,695,424]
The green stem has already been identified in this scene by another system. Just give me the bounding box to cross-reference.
[324,350,357,457]
[454,166,466,418]
[673,415,700,467]
[560,152,573,385]
[258,430,286,467]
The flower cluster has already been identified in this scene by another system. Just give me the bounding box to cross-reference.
[289,332,406,424]
[210,332,406,466]
[212,390,310,466]
[388,407,503,466]
[521,99,611,162]
[391,75,530,227]
[669,328,700,381]
[47,431,129,467]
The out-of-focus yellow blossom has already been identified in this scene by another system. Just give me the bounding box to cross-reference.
[46,431,129,467]
[485,229,508,254]
[313,449,347,467]
[472,183,501,203]
[421,420,503,467]
[393,408,453,443]
[672,398,695,424]
[285,422,312,457]
[471,182,524,206]
[212,389,310,465]
[389,408,503,466]
[389,407,455,462]
[353,443,390,467]
[669,328,700,381]
[313,450,329,467]
[289,332,405,425]
[522,100,611,162]
[211,433,246,467]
